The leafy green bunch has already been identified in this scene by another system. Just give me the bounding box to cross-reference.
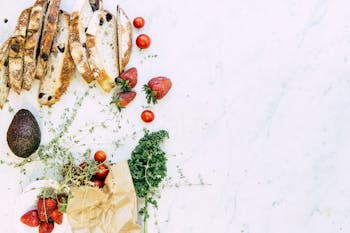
[128,130,169,233]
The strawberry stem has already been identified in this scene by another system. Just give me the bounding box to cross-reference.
[116,77,131,92]
[143,85,158,104]
[110,96,125,112]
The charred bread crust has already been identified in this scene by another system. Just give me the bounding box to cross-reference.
[8,7,31,94]
[36,0,62,80]
[23,0,49,90]
[0,39,10,109]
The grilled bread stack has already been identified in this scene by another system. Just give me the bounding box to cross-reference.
[0,0,132,108]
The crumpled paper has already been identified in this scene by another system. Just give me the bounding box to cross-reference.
[66,161,141,233]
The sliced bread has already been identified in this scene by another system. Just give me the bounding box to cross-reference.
[86,10,117,93]
[0,39,10,109]
[8,7,32,94]
[116,5,132,73]
[38,12,74,106]
[36,0,62,80]
[69,0,96,83]
[23,0,49,90]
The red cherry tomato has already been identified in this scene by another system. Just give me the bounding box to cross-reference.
[95,163,109,179]
[133,17,145,28]
[94,150,107,162]
[141,110,155,123]
[91,178,103,188]
[136,34,151,49]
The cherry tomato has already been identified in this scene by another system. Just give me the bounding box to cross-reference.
[91,178,103,188]
[133,17,145,28]
[136,34,151,49]
[141,110,155,123]
[95,163,109,179]
[94,150,107,162]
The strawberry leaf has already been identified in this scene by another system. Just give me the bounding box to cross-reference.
[116,77,131,92]
[110,96,125,112]
[143,85,158,104]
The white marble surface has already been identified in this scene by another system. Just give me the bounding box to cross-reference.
[1,0,350,232]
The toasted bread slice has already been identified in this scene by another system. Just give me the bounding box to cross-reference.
[69,0,97,83]
[116,5,132,73]
[38,12,74,106]
[86,10,117,93]
[0,39,10,109]
[23,0,49,90]
[36,0,62,80]
[8,7,32,94]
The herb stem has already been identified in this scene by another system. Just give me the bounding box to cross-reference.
[143,198,148,233]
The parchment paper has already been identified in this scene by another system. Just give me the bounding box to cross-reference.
[67,161,141,233]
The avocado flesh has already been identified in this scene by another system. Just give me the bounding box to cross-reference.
[7,109,41,158]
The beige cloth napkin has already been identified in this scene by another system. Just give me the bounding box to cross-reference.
[66,161,141,233]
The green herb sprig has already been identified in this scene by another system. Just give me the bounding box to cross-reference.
[128,130,169,233]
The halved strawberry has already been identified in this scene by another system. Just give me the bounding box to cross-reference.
[143,77,172,104]
[51,209,63,224]
[111,91,137,111]
[20,210,39,227]
[115,67,138,91]
[39,222,54,233]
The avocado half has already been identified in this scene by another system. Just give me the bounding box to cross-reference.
[7,109,41,158]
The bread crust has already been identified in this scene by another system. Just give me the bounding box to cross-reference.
[39,12,75,106]
[36,0,62,80]
[23,0,49,90]
[0,39,10,109]
[8,7,31,94]
[69,0,94,83]
[117,6,132,73]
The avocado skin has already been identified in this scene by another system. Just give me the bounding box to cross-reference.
[7,109,41,158]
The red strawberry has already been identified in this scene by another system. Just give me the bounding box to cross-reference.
[45,198,57,210]
[143,77,172,104]
[39,222,54,233]
[37,198,57,222]
[111,91,137,111]
[20,210,39,227]
[116,67,138,91]
[51,209,63,224]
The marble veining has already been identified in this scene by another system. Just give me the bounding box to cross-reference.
[0,0,350,232]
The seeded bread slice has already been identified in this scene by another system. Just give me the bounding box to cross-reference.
[86,10,117,93]
[36,0,62,80]
[116,6,132,73]
[69,0,96,83]
[38,12,74,106]
[0,39,10,109]
[8,7,32,94]
[23,0,49,90]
